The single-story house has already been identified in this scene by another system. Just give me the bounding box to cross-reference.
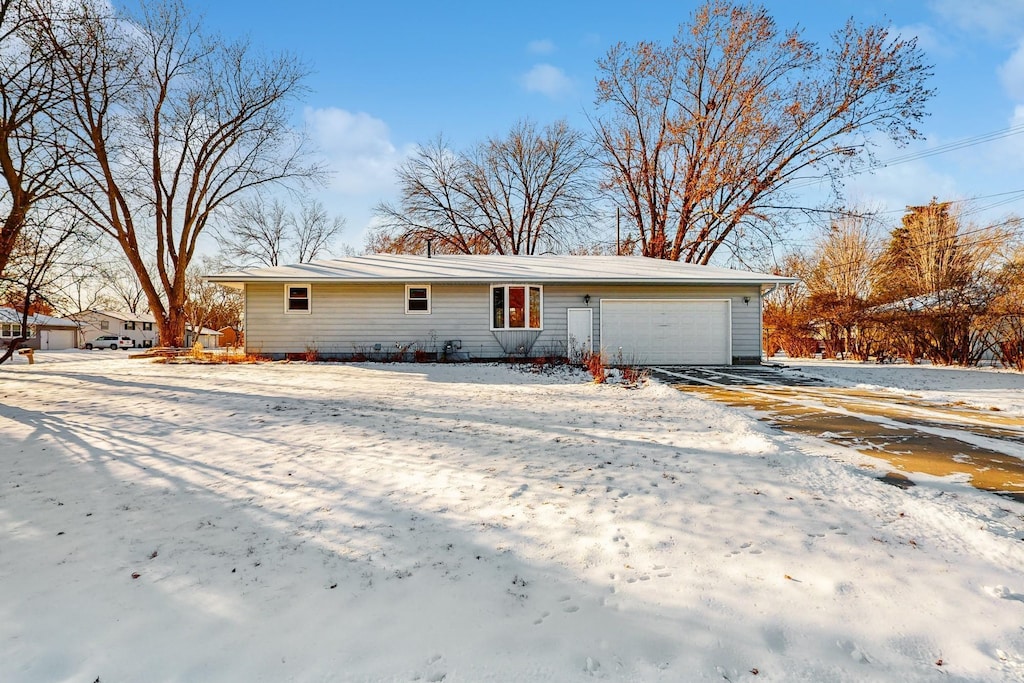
[206,254,798,365]
[71,310,159,348]
[0,307,80,350]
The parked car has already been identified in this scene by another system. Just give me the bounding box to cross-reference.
[83,335,134,350]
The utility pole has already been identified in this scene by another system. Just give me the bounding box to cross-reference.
[616,207,621,256]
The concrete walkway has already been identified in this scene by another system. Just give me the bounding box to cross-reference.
[652,365,1024,503]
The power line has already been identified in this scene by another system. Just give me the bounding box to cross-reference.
[785,123,1024,192]
[776,216,1023,283]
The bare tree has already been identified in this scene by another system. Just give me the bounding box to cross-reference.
[96,260,149,314]
[294,199,345,263]
[217,196,344,267]
[873,200,1013,364]
[594,0,934,263]
[185,257,243,342]
[372,119,594,255]
[0,0,71,280]
[44,0,322,347]
[761,252,815,359]
[986,244,1024,370]
[0,202,94,364]
[801,210,884,359]
[217,197,291,267]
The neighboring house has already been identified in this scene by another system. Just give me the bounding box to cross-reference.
[186,326,223,349]
[0,307,79,350]
[207,254,797,365]
[71,310,224,349]
[71,310,158,348]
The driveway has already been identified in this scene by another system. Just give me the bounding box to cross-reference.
[651,365,1024,503]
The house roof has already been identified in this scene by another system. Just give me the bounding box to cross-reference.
[0,307,78,328]
[207,254,799,287]
[76,309,158,324]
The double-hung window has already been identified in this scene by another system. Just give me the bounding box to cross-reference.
[405,285,431,314]
[491,285,542,330]
[286,284,311,313]
[125,321,136,330]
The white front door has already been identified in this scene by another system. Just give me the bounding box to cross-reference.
[567,308,593,362]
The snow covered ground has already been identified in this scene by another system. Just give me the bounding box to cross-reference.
[2,354,1024,682]
[774,358,1024,417]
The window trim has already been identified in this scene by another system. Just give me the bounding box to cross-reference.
[490,284,543,331]
[1,323,22,338]
[405,284,432,315]
[285,283,312,314]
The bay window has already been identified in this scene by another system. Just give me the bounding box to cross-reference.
[491,285,542,330]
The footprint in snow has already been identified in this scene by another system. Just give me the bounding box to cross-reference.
[556,595,580,613]
[987,585,1024,602]
[410,654,446,682]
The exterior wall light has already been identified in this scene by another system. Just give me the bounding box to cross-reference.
[584,294,591,305]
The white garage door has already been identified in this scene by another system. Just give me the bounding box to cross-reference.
[601,299,731,365]
[41,329,77,350]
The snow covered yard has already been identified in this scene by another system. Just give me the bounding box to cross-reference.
[774,358,1024,417]
[2,357,1024,682]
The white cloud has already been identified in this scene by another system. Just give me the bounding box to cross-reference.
[999,41,1024,101]
[527,39,555,55]
[303,107,408,197]
[520,64,574,99]
[892,23,946,57]
[929,0,1024,39]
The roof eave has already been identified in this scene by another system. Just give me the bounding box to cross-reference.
[206,275,800,286]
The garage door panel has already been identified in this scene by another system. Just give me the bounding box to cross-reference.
[601,299,730,365]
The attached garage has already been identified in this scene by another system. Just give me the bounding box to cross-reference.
[0,307,80,351]
[208,254,798,363]
[39,328,76,350]
[601,299,731,365]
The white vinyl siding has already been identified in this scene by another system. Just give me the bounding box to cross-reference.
[243,282,762,361]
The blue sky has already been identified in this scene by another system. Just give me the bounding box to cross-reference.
[191,0,1024,255]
